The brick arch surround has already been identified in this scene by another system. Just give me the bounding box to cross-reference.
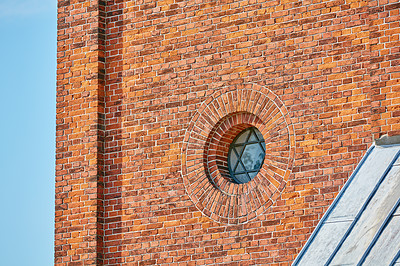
[182,83,295,224]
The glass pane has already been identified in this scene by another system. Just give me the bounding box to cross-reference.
[248,131,257,142]
[235,130,250,144]
[255,129,263,140]
[235,163,245,172]
[242,143,265,171]
[229,151,238,170]
[234,173,250,184]
[248,171,258,179]
[235,146,244,156]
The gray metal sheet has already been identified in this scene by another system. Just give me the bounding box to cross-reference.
[327,146,399,223]
[329,166,400,265]
[296,221,352,266]
[293,144,400,266]
[363,215,400,265]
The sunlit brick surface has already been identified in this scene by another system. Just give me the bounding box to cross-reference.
[56,0,399,264]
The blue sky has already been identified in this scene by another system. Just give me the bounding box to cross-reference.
[0,0,56,265]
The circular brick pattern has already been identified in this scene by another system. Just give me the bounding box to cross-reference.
[182,84,295,224]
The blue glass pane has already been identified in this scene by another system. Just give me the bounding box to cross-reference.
[236,163,245,172]
[242,143,265,171]
[248,171,258,179]
[235,174,250,183]
[248,131,258,142]
[255,129,263,140]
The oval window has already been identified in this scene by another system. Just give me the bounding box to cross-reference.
[228,127,266,184]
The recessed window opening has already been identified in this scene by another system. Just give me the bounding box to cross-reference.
[228,127,266,184]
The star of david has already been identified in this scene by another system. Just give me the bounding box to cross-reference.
[228,127,266,184]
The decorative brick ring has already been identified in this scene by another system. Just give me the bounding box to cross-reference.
[182,84,295,224]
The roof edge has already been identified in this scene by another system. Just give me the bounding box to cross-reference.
[375,135,400,146]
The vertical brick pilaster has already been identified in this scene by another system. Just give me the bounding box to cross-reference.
[55,0,105,264]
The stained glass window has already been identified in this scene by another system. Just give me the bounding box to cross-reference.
[228,127,266,184]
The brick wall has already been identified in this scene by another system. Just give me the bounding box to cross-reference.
[370,0,400,138]
[56,0,399,264]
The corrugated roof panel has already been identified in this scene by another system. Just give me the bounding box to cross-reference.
[363,214,400,265]
[293,142,400,266]
[295,221,352,266]
[330,165,400,265]
[327,145,399,223]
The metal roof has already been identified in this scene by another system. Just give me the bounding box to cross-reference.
[293,141,400,266]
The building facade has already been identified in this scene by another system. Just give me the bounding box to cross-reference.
[55,0,400,264]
